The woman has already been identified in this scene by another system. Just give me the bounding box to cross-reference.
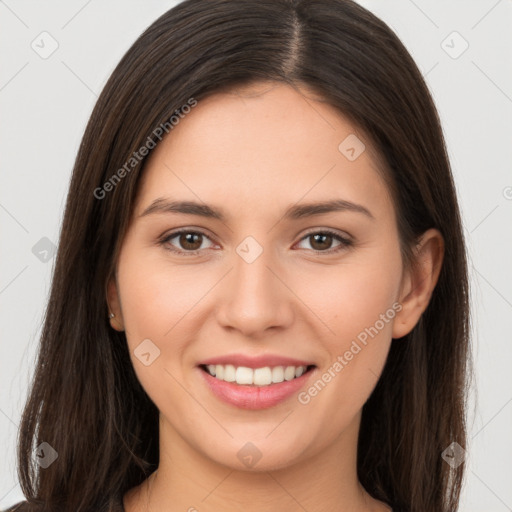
[6,0,471,511]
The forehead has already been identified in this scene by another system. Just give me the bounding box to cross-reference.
[134,82,393,222]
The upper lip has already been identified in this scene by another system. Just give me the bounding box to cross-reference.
[198,353,316,369]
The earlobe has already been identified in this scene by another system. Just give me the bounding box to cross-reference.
[106,274,125,332]
[392,228,444,339]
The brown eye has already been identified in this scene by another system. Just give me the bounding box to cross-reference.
[160,230,215,254]
[309,233,334,251]
[179,232,203,251]
[296,230,353,253]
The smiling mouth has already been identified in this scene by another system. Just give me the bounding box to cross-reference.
[199,364,316,387]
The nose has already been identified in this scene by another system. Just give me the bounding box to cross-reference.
[215,246,294,338]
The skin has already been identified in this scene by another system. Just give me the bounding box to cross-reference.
[107,81,444,512]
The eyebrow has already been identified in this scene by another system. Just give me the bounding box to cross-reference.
[139,197,375,221]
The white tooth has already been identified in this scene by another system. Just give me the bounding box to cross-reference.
[271,366,284,383]
[284,366,296,381]
[223,364,236,382]
[235,366,254,385]
[211,364,306,384]
[253,367,272,386]
[215,365,224,380]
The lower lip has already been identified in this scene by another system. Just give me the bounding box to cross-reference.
[198,366,316,410]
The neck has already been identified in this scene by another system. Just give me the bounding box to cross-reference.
[124,411,391,512]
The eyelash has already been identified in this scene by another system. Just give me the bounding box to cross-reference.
[158,228,353,256]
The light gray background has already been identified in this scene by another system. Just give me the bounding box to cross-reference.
[1,1,511,510]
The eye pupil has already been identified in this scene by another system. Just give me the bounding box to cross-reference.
[310,233,332,250]
[164,230,348,255]
[181,232,202,250]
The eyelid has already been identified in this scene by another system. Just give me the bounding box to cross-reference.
[293,228,353,253]
[297,227,353,243]
[158,228,217,255]
[159,227,353,255]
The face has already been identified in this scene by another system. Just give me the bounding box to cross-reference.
[108,82,417,471]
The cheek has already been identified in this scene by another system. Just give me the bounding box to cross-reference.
[116,254,202,404]
[116,251,222,395]
[292,247,401,403]
[118,250,208,340]
[295,249,401,341]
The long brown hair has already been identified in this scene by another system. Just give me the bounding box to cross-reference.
[8,1,471,511]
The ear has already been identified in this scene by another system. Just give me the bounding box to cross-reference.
[106,273,125,332]
[392,228,444,339]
